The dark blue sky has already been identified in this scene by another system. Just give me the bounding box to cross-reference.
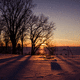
[33,0,80,46]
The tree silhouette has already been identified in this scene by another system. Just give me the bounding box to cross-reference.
[27,14,55,55]
[2,29,10,52]
[20,27,27,55]
[0,0,35,54]
[0,35,4,53]
[45,39,56,55]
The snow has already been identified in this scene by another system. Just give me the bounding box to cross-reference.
[0,54,80,80]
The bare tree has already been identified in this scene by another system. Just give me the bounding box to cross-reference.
[45,39,56,55]
[27,14,55,55]
[0,0,35,54]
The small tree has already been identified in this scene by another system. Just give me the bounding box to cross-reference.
[27,14,55,55]
[45,39,56,55]
[0,36,4,53]
[3,31,10,52]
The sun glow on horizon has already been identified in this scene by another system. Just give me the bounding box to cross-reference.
[53,38,80,47]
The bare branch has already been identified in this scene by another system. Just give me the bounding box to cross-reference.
[28,14,55,55]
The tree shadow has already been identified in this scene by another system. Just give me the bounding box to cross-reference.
[0,55,26,70]
[67,58,80,65]
[5,55,31,80]
[0,55,24,63]
[57,56,80,69]
[0,55,31,80]
[51,62,62,70]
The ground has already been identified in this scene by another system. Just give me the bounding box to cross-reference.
[0,54,80,80]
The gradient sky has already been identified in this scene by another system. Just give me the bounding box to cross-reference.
[32,0,80,46]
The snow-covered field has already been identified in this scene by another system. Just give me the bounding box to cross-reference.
[0,54,80,80]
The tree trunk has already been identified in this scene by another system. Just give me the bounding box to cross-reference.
[31,44,35,55]
[12,40,16,54]
[6,42,8,53]
[21,32,23,55]
[22,40,23,55]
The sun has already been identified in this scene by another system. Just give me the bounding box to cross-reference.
[42,44,45,46]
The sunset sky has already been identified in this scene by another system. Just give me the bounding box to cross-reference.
[33,0,80,46]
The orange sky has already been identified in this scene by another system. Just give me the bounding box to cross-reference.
[52,39,80,47]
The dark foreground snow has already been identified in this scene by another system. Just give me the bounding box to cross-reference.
[0,54,80,80]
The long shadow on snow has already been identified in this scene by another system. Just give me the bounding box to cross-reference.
[5,55,31,80]
[65,57,80,65]
[57,56,80,69]
[0,55,23,63]
[0,55,25,70]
